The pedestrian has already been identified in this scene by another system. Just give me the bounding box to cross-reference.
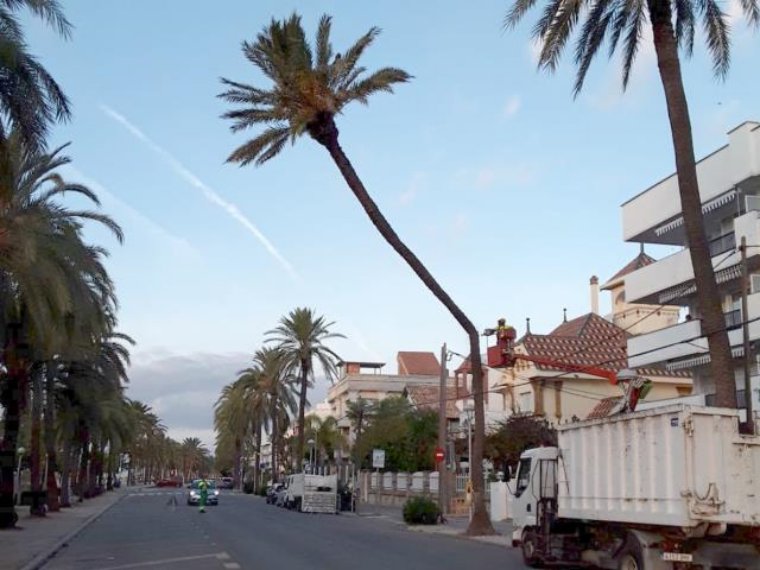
[198,478,209,513]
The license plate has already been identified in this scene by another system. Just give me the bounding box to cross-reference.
[662,552,693,562]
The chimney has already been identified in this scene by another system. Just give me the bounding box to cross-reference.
[590,275,600,314]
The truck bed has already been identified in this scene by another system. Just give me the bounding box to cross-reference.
[557,404,760,528]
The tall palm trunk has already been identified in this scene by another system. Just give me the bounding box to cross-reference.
[59,439,73,507]
[0,372,23,528]
[254,422,262,492]
[29,365,45,515]
[233,437,242,491]
[76,424,90,501]
[44,367,60,511]
[649,0,736,408]
[312,116,494,534]
[271,408,279,483]
[295,358,309,469]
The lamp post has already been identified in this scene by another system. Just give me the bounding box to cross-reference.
[16,446,25,506]
[463,401,474,477]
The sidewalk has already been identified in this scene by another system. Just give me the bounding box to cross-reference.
[0,489,125,570]
[354,502,514,547]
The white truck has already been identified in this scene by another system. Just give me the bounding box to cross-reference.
[284,473,338,514]
[511,404,760,569]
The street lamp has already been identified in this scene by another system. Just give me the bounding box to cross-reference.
[463,401,475,477]
[16,446,25,506]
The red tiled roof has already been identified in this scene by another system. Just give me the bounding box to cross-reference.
[550,312,627,338]
[603,252,656,287]
[397,351,441,376]
[586,397,622,419]
[406,385,459,419]
[454,357,487,374]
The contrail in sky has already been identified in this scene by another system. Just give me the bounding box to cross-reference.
[100,104,300,282]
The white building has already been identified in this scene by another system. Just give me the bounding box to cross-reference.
[620,120,760,415]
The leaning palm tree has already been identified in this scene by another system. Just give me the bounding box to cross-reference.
[219,12,494,535]
[505,0,760,410]
[266,308,343,470]
[0,0,71,149]
[214,378,253,490]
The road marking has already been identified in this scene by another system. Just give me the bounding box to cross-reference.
[216,552,231,560]
[223,564,241,569]
[92,553,221,569]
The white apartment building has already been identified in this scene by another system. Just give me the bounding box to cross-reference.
[621,121,760,414]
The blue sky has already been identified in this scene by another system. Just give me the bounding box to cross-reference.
[24,1,760,447]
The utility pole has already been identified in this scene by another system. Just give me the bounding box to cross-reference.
[741,236,755,434]
[438,343,448,514]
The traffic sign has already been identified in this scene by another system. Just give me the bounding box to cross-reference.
[372,449,385,469]
[434,447,445,463]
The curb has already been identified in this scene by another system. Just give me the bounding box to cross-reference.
[19,492,126,570]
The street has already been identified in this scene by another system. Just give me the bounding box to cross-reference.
[42,490,524,570]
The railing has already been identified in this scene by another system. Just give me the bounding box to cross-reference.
[725,309,743,329]
[709,232,736,257]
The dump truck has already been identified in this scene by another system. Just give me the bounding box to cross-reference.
[511,404,760,569]
[284,473,338,514]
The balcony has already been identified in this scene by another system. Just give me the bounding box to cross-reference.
[628,292,760,368]
[622,121,760,242]
[625,210,760,304]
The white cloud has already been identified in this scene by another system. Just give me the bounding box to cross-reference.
[476,168,497,188]
[100,104,300,283]
[503,95,522,118]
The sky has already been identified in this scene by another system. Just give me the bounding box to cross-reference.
[24,1,760,449]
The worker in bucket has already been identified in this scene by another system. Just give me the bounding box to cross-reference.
[198,477,209,513]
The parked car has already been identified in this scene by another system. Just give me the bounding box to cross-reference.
[186,479,219,506]
[265,483,284,504]
[219,477,234,489]
[155,478,183,488]
[274,484,289,508]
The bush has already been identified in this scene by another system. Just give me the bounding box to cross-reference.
[403,497,441,525]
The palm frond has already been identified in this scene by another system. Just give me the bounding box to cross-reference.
[700,0,730,78]
[505,0,542,27]
[316,14,333,69]
[573,0,614,95]
[738,0,760,26]
[338,67,412,106]
[226,126,290,166]
[621,0,645,88]
[674,0,696,56]
[332,27,380,89]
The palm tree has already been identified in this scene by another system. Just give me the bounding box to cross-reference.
[505,0,760,409]
[266,308,343,470]
[251,347,297,480]
[304,414,346,465]
[219,13,494,534]
[0,0,71,149]
[0,133,122,526]
[346,396,372,459]
[214,378,253,490]
[180,437,208,481]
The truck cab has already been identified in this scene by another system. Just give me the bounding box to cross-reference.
[510,447,559,547]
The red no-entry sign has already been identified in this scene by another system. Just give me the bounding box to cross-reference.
[434,447,445,463]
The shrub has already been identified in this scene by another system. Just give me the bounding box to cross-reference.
[403,496,441,525]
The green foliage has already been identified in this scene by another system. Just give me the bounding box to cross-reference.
[485,415,557,472]
[403,496,441,525]
[354,397,439,472]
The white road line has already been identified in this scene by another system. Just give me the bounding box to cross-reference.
[223,564,241,569]
[216,552,231,560]
[93,553,221,569]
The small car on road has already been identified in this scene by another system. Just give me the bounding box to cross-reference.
[186,479,219,506]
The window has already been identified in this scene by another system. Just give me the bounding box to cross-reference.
[515,457,532,498]
[518,392,533,413]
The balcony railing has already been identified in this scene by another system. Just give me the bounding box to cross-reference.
[725,309,743,329]
[709,232,736,257]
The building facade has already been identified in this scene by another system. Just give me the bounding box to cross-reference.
[620,121,760,415]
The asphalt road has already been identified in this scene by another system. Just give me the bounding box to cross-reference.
[42,489,526,570]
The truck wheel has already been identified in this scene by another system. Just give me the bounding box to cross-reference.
[617,537,643,570]
[521,529,543,568]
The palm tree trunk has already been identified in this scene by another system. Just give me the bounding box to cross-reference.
[0,372,22,528]
[29,365,45,516]
[296,359,309,470]
[233,438,242,491]
[271,404,279,482]
[44,367,60,511]
[315,118,494,534]
[60,440,73,507]
[77,425,90,501]
[254,421,262,492]
[649,1,736,408]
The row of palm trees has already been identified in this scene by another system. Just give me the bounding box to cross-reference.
[214,307,342,490]
[0,0,152,528]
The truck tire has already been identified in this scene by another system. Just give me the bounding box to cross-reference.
[521,529,543,568]
[617,537,644,570]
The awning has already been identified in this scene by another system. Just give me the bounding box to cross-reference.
[654,190,737,237]
[666,346,744,371]
[658,264,742,304]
